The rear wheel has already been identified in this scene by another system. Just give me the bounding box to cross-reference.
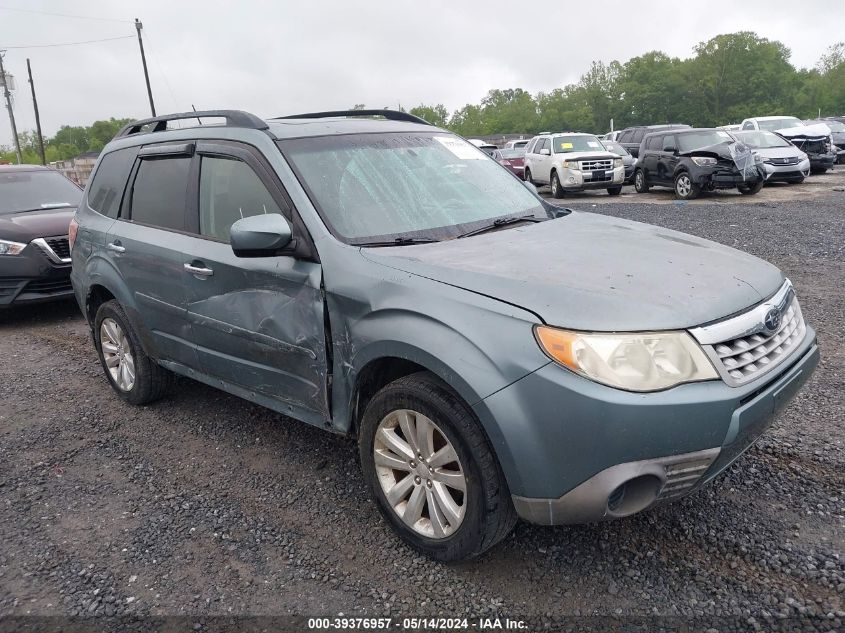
[523,168,534,185]
[359,372,516,561]
[674,172,700,200]
[738,179,764,195]
[634,169,649,193]
[94,300,172,405]
[550,171,565,198]
[607,186,622,196]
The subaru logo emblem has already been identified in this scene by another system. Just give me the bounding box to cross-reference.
[763,308,782,333]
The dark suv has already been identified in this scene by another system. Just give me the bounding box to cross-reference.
[0,165,82,307]
[617,124,690,157]
[71,110,817,561]
[633,128,766,200]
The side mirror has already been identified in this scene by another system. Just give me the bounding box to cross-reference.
[665,146,677,154]
[540,148,551,156]
[230,213,293,257]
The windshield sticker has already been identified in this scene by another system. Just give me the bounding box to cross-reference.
[587,141,600,148]
[560,142,573,149]
[434,136,486,160]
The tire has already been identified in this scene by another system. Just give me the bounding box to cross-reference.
[737,178,764,195]
[674,172,700,200]
[633,169,649,193]
[550,171,565,198]
[94,300,172,405]
[607,186,622,196]
[358,372,517,562]
[523,168,533,185]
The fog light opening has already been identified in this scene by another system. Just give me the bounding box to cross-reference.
[607,475,662,516]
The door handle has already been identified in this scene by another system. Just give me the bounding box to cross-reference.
[184,262,213,277]
[106,241,125,253]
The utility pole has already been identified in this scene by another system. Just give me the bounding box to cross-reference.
[26,59,46,166]
[134,18,156,117]
[0,50,22,164]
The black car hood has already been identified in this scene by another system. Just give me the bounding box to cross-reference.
[0,208,76,242]
[679,141,735,160]
[362,212,784,331]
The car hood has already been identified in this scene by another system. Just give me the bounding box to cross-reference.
[558,151,619,161]
[679,141,737,160]
[777,123,830,140]
[0,208,75,242]
[752,146,806,160]
[361,212,784,331]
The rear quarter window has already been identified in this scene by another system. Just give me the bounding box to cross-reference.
[87,147,139,218]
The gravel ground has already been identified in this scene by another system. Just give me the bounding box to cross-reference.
[1,170,843,631]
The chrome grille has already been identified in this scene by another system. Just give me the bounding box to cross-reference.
[579,159,613,171]
[656,454,716,501]
[712,298,805,385]
[764,156,801,165]
[32,236,71,265]
[689,281,807,388]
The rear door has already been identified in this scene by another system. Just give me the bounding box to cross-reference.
[106,143,199,368]
[180,140,329,424]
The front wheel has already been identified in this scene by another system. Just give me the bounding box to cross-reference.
[607,186,622,196]
[674,172,700,200]
[358,372,516,562]
[550,171,565,198]
[94,300,173,405]
[738,179,764,195]
[634,169,649,193]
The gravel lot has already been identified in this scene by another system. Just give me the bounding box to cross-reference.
[1,169,843,631]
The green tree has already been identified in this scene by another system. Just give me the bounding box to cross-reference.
[409,104,449,127]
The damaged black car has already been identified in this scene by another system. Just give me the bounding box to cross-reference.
[634,128,765,200]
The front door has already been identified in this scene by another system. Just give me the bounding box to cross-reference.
[180,141,329,425]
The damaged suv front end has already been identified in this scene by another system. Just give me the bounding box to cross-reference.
[778,123,837,174]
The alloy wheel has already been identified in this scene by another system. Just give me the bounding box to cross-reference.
[676,174,692,197]
[100,317,135,392]
[373,409,467,539]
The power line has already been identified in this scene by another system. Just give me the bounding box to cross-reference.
[0,5,133,23]
[1,35,134,50]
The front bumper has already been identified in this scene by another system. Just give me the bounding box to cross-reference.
[809,153,836,170]
[690,163,765,189]
[763,158,811,181]
[0,240,73,307]
[474,329,818,525]
[560,166,625,191]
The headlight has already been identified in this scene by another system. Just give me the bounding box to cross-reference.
[690,156,717,166]
[0,239,27,256]
[534,326,718,392]
[562,160,579,170]
[614,158,623,168]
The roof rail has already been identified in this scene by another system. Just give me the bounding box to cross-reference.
[274,109,431,126]
[114,110,268,138]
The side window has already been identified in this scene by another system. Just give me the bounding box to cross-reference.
[618,130,631,143]
[87,147,138,218]
[526,139,538,154]
[632,129,646,143]
[538,138,550,153]
[199,156,284,242]
[661,135,676,151]
[645,136,659,150]
[129,157,191,231]
[742,121,754,130]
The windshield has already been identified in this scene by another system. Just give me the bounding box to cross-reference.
[757,118,802,132]
[280,133,546,243]
[0,169,82,215]
[552,135,605,153]
[676,130,734,152]
[733,131,792,149]
[601,141,629,156]
[511,140,529,149]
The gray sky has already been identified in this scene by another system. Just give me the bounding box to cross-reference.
[1,0,844,141]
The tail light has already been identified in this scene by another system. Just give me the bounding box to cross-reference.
[68,217,79,252]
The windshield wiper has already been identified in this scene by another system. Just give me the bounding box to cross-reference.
[456,214,543,239]
[353,236,440,247]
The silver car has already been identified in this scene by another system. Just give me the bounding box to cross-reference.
[733,130,810,184]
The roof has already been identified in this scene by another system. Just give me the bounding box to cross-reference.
[266,116,435,139]
[0,164,50,172]
[744,116,801,121]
